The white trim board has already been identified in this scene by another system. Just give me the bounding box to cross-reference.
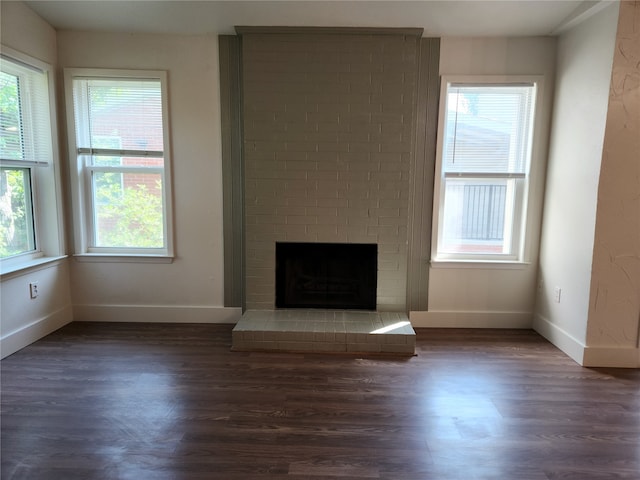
[536,311,640,367]
[1,305,73,359]
[73,305,242,324]
[532,313,585,365]
[582,346,640,368]
[410,310,532,329]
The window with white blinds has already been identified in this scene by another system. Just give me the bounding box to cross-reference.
[433,78,538,261]
[0,57,53,166]
[65,69,173,257]
[72,78,164,156]
[0,55,53,260]
[443,84,535,176]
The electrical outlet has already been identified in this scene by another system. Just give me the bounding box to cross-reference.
[29,282,39,299]
[553,286,561,303]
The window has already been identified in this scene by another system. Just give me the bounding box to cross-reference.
[65,69,173,258]
[1,51,61,268]
[433,77,538,262]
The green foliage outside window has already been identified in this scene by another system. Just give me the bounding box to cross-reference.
[95,175,163,248]
[0,71,22,160]
[1,71,35,258]
[0,169,33,258]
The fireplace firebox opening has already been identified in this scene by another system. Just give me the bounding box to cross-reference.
[275,242,377,310]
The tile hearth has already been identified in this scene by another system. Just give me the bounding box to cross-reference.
[232,309,415,355]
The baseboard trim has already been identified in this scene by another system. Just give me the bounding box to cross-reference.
[532,313,585,365]
[73,304,242,324]
[409,310,532,329]
[582,345,640,368]
[1,305,73,359]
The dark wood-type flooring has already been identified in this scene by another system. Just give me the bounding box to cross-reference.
[2,322,639,479]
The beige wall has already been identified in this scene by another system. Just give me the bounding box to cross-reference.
[534,3,620,365]
[0,1,57,62]
[0,1,73,358]
[585,0,640,367]
[57,31,239,324]
[411,36,556,328]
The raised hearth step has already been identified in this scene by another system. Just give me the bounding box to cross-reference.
[232,309,415,355]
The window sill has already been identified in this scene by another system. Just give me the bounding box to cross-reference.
[430,259,531,270]
[73,254,174,264]
[1,255,69,280]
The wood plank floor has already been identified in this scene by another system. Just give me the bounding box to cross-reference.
[1,322,639,480]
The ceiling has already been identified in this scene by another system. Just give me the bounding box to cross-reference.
[24,0,613,37]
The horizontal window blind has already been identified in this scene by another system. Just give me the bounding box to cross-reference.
[443,84,535,175]
[72,78,164,156]
[0,57,52,165]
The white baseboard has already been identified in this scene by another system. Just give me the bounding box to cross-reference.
[532,313,585,365]
[73,304,242,324]
[534,314,640,367]
[1,305,73,359]
[409,310,533,329]
[582,345,640,368]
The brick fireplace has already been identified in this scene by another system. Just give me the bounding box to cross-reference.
[241,30,421,312]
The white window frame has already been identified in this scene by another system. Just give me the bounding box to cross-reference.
[64,68,174,261]
[431,75,543,265]
[0,47,65,275]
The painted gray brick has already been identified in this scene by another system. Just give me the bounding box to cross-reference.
[243,32,418,310]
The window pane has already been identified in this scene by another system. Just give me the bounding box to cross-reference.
[70,70,171,255]
[0,168,35,258]
[443,84,534,174]
[92,171,164,248]
[441,178,515,255]
[75,79,164,152]
[0,71,23,160]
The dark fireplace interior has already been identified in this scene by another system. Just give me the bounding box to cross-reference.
[276,242,377,310]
